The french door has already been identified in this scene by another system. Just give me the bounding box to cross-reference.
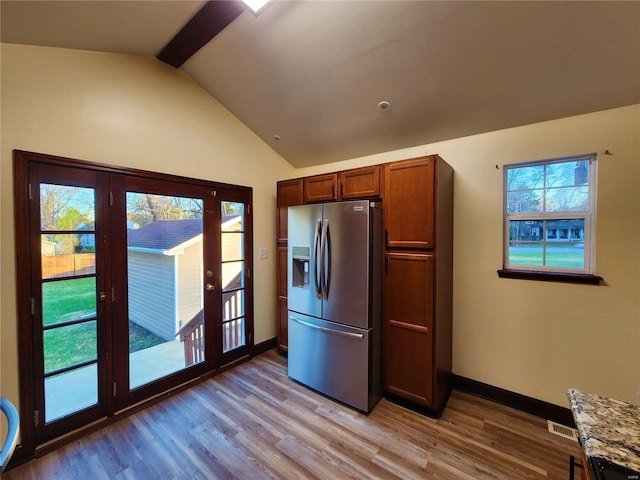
[28,164,109,442]
[15,151,253,448]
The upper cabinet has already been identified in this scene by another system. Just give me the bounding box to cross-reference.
[303,166,381,203]
[277,179,303,243]
[339,166,380,199]
[384,157,436,250]
[303,173,338,203]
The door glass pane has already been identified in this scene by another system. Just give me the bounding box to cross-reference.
[221,201,246,353]
[45,365,98,423]
[222,203,244,231]
[44,321,97,373]
[42,277,96,326]
[221,233,244,261]
[41,234,96,279]
[40,183,99,424]
[222,261,244,289]
[126,192,204,389]
[40,184,95,230]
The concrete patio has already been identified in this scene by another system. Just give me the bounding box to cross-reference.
[45,340,191,423]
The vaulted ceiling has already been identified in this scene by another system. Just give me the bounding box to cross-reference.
[2,1,639,167]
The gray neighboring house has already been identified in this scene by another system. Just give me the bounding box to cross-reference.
[127,219,204,341]
[126,216,241,342]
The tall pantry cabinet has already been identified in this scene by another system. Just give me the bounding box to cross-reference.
[383,156,453,415]
[276,179,303,351]
[276,155,453,415]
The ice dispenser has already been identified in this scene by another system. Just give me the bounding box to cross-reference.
[291,246,310,287]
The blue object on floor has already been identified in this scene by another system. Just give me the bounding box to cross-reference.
[1,397,19,472]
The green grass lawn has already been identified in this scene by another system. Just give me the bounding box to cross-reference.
[43,277,165,373]
[509,249,584,268]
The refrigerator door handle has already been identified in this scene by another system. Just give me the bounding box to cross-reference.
[321,219,329,300]
[313,219,322,299]
[290,316,364,339]
[325,221,331,299]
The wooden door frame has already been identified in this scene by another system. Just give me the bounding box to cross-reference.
[12,150,253,461]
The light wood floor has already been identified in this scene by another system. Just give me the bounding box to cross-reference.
[5,349,583,479]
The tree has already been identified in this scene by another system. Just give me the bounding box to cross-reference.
[126,193,202,227]
[40,184,89,230]
[222,201,243,217]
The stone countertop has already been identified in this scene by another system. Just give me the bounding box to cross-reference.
[567,388,640,474]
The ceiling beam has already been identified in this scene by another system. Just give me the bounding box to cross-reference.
[157,0,245,68]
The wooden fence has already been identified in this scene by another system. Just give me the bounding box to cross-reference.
[42,254,96,279]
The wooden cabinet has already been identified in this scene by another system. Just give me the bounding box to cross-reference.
[303,173,338,203]
[384,253,434,404]
[276,179,303,351]
[383,155,453,415]
[277,179,303,243]
[277,246,289,351]
[339,165,380,199]
[303,167,380,204]
[384,157,435,249]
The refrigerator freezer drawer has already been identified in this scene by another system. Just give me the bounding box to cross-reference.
[288,312,378,412]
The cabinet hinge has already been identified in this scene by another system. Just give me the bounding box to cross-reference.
[33,409,40,427]
[113,382,117,397]
[28,183,33,200]
[247,268,251,280]
[109,191,113,206]
[248,332,252,344]
[385,257,388,272]
[30,297,36,315]
[247,205,251,215]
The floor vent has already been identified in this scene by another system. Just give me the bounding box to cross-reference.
[547,420,578,442]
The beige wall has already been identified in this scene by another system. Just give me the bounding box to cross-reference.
[0,44,295,409]
[2,43,639,416]
[293,105,640,408]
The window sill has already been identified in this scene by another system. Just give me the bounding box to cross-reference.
[497,269,603,285]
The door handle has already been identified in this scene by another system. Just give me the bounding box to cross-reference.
[323,220,331,300]
[313,219,322,299]
[289,316,364,339]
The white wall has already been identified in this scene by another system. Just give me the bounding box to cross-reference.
[0,44,295,410]
[292,105,640,408]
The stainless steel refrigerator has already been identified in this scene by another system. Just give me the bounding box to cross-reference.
[287,200,382,412]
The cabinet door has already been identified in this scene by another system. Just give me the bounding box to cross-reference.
[277,179,303,243]
[304,173,338,203]
[277,246,289,350]
[339,166,380,199]
[385,323,433,405]
[383,252,434,406]
[384,157,435,249]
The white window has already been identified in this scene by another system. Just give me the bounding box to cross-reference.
[503,154,597,274]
